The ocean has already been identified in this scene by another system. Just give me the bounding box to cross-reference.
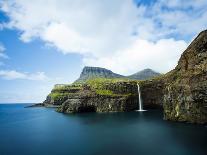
[0,104,206,155]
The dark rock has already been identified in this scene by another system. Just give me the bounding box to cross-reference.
[25,103,44,108]
[162,30,207,124]
[139,77,165,108]
[48,79,140,113]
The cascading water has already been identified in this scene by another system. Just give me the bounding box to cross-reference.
[136,83,146,112]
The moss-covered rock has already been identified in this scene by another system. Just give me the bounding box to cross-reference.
[44,78,140,113]
[162,30,207,124]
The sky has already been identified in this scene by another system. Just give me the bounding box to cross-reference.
[0,0,207,103]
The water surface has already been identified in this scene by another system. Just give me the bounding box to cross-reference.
[0,104,206,155]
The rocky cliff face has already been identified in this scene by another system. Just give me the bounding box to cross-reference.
[162,30,207,124]
[139,77,165,108]
[138,30,207,124]
[44,79,139,113]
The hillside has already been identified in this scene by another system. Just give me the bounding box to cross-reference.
[127,69,161,80]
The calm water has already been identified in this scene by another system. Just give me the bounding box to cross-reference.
[0,104,206,155]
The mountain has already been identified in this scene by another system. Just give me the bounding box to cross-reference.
[127,69,161,80]
[75,66,160,83]
[75,66,124,83]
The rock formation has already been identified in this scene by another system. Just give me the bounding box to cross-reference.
[163,30,207,124]
[44,79,139,113]
[139,30,207,124]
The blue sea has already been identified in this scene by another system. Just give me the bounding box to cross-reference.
[0,104,206,155]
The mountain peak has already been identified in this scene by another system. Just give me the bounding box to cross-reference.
[82,66,113,74]
[75,66,124,83]
[127,69,161,80]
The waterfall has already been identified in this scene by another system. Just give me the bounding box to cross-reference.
[136,83,145,112]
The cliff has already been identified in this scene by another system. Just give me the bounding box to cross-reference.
[139,30,207,124]
[162,30,207,124]
[44,79,139,113]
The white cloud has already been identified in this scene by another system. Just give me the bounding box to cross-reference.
[0,43,8,59]
[0,70,48,81]
[84,38,187,74]
[0,43,48,81]
[135,0,207,40]
[0,0,207,74]
[0,0,138,55]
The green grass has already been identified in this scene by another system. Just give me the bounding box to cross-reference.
[49,92,74,100]
[85,78,138,96]
[51,85,83,94]
[50,77,141,98]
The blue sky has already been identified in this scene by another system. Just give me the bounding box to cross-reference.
[0,0,207,103]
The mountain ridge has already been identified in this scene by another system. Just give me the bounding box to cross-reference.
[75,66,161,83]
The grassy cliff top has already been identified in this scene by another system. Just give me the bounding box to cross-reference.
[48,73,165,100]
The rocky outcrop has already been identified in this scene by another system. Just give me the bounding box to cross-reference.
[57,93,138,113]
[43,84,83,105]
[45,79,139,113]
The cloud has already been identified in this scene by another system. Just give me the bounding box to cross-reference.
[0,43,8,59]
[0,43,47,81]
[0,70,48,81]
[0,0,207,74]
[0,0,138,55]
[84,38,187,74]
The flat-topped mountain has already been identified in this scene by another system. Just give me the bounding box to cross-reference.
[75,66,161,83]
[75,66,124,83]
